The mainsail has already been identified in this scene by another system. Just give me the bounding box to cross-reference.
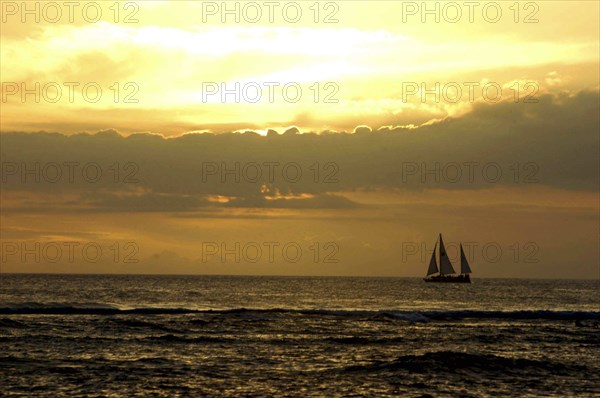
[460,244,472,274]
[438,234,456,275]
[426,242,439,276]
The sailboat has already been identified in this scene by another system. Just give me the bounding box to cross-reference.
[423,234,472,283]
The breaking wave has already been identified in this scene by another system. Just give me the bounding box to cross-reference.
[343,350,585,374]
[1,304,598,322]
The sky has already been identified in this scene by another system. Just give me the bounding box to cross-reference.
[0,1,599,277]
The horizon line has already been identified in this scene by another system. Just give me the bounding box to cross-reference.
[1,272,597,281]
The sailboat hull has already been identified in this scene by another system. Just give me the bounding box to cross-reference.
[423,274,471,283]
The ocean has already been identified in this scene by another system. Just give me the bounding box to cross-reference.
[1,274,598,397]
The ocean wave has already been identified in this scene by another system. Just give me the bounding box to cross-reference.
[0,318,28,328]
[325,336,405,345]
[1,304,598,321]
[0,302,197,315]
[99,318,181,333]
[343,350,584,374]
[142,334,232,344]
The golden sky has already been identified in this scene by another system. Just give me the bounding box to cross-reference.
[1,1,599,277]
[1,1,598,134]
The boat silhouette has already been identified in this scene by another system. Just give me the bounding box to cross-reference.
[423,234,472,283]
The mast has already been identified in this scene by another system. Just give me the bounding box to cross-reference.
[426,241,439,276]
[460,243,472,274]
[438,233,456,275]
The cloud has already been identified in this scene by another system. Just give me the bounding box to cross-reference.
[1,89,598,216]
[353,125,372,134]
